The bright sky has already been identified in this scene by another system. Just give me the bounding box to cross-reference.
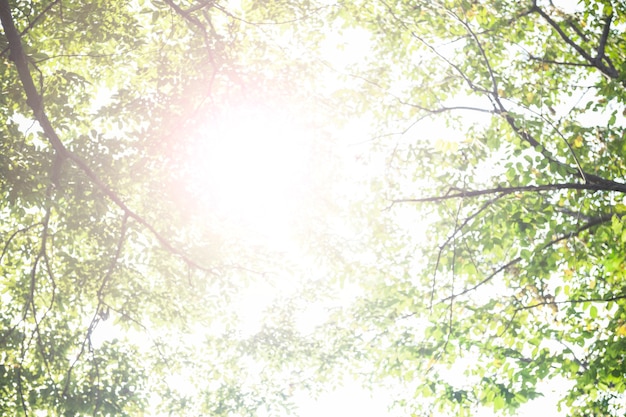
[180,1,585,414]
[183,104,570,417]
[280,1,582,414]
[183,104,314,250]
[92,0,584,414]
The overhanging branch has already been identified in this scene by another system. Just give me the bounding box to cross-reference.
[393,181,626,204]
[439,212,613,304]
[0,1,214,274]
[518,292,626,311]
[532,3,619,79]
[0,0,60,58]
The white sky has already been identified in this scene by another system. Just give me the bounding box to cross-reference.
[291,1,582,415]
[94,0,585,415]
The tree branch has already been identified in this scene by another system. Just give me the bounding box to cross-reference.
[451,10,592,183]
[162,0,216,68]
[0,0,60,58]
[0,1,215,273]
[596,13,612,64]
[518,292,626,311]
[393,182,626,205]
[448,9,499,95]
[533,4,619,79]
[410,30,492,95]
[429,194,506,308]
[528,55,595,68]
[439,212,613,304]
[565,18,590,43]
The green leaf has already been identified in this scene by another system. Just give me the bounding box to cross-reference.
[493,395,506,411]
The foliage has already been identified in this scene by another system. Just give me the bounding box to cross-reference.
[4,0,626,416]
[0,0,338,415]
[318,0,626,415]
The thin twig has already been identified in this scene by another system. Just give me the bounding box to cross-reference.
[438,213,613,304]
[428,194,505,309]
[518,292,626,311]
[393,182,626,205]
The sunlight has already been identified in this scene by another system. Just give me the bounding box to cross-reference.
[184,104,313,249]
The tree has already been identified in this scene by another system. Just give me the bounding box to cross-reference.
[0,0,340,415]
[4,0,626,416]
[318,0,626,415]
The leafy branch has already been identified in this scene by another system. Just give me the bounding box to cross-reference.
[531,2,619,79]
[62,214,129,404]
[429,194,506,308]
[0,0,61,58]
[0,0,215,274]
[517,291,626,311]
[438,212,614,304]
[393,182,626,205]
[162,0,217,69]
[450,9,591,184]
[401,4,605,190]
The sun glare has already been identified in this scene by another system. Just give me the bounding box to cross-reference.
[184,105,312,249]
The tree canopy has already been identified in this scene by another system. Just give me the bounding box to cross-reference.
[1,0,626,416]
[327,0,626,415]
